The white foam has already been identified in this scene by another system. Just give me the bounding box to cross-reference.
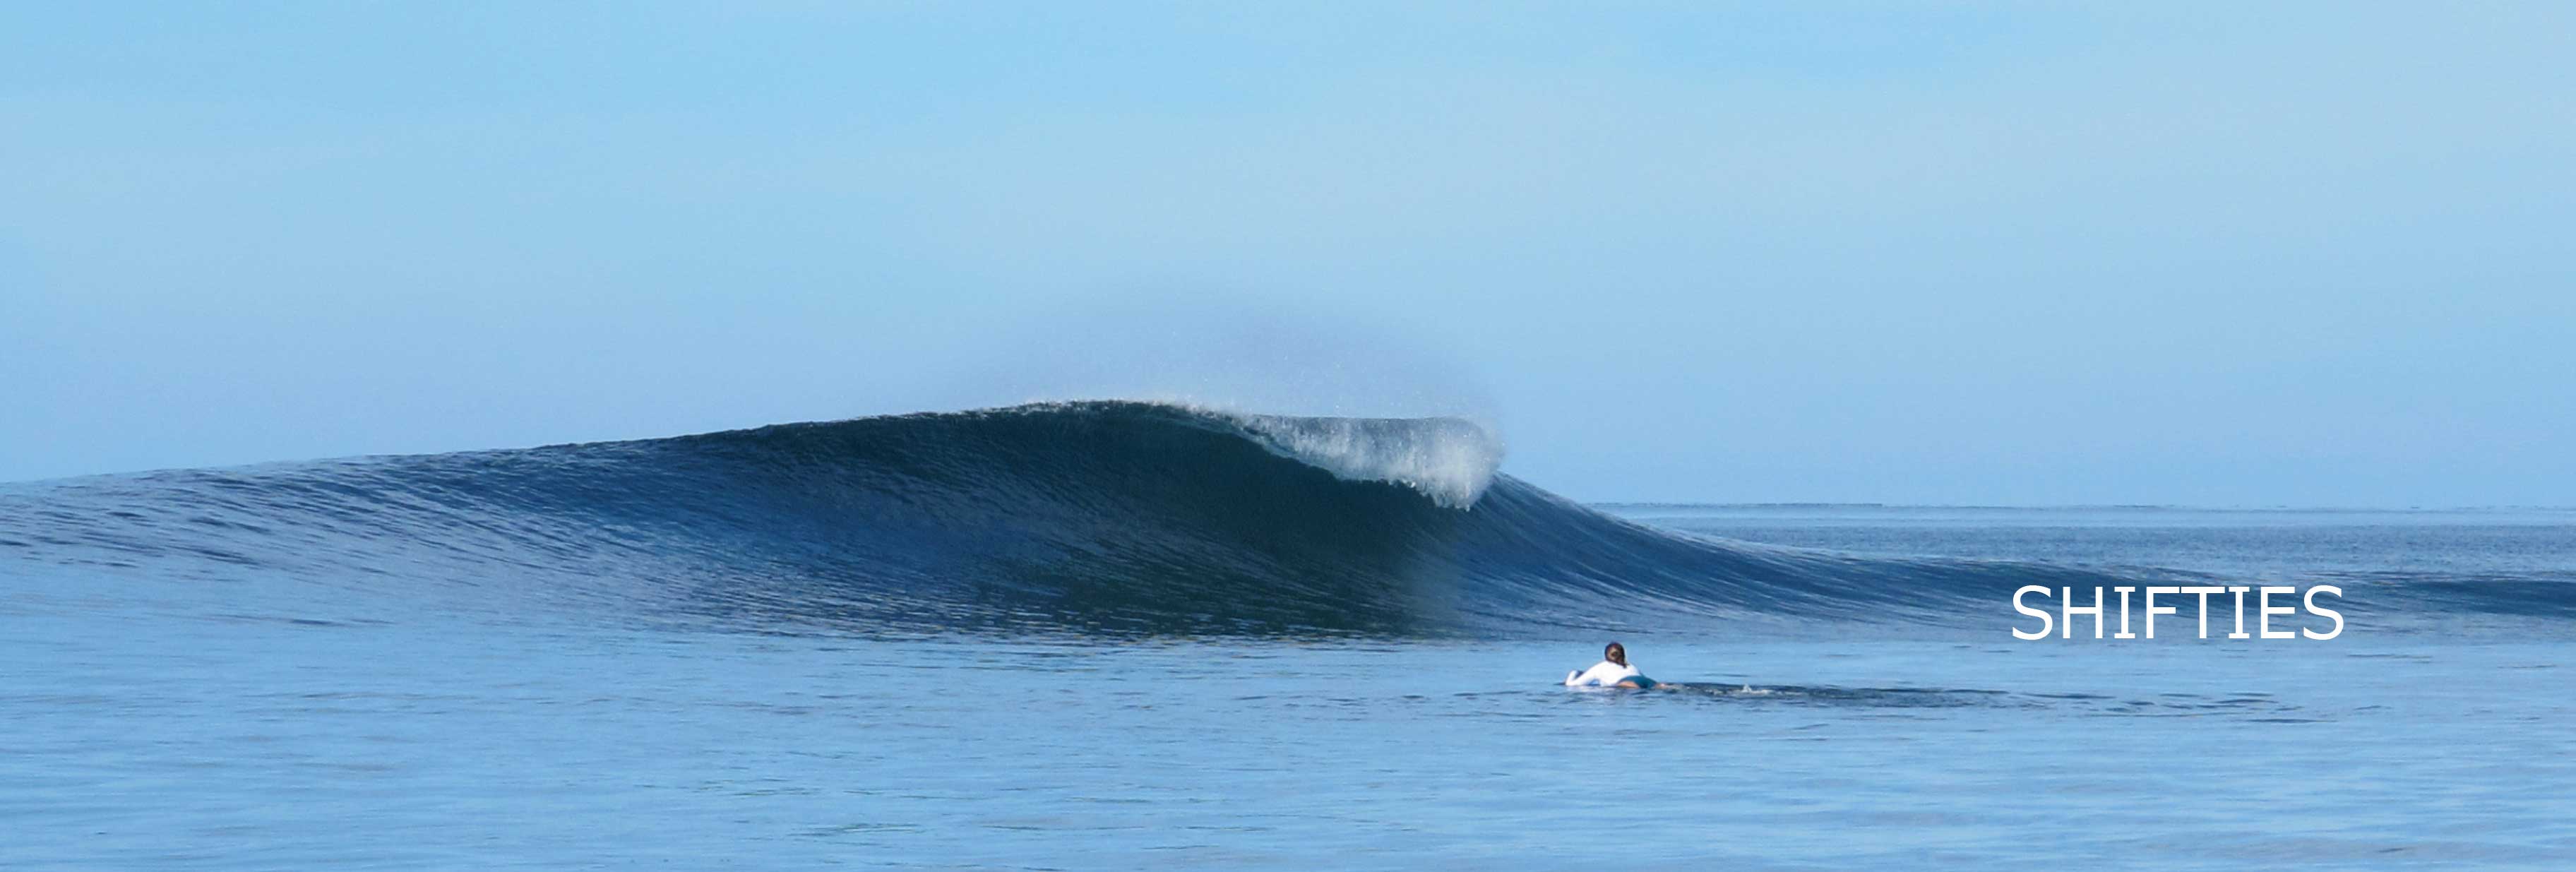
[1221,410,1505,510]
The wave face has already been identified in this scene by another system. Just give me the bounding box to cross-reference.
[4,401,2568,638]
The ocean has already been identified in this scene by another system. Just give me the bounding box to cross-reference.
[6,402,2572,869]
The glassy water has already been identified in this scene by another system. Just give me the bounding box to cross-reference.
[10,503,2572,869]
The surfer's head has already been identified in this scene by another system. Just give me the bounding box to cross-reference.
[1604,642,1626,666]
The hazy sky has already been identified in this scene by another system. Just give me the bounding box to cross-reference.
[5,3,2570,506]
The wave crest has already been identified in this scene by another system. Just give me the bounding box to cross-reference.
[1222,411,1502,509]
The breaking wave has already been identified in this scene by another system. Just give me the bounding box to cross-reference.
[2,401,2565,638]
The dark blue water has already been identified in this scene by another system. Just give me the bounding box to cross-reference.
[7,402,2572,868]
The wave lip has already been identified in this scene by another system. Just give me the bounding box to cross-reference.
[1222,410,1502,510]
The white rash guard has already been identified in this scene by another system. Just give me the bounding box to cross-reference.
[1564,659,1642,686]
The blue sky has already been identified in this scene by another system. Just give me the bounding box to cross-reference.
[4,3,2570,505]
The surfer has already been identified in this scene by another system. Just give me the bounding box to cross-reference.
[1564,641,1657,688]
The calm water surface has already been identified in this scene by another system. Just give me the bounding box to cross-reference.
[11,506,2573,869]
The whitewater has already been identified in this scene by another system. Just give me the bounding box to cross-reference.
[7,401,2573,868]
